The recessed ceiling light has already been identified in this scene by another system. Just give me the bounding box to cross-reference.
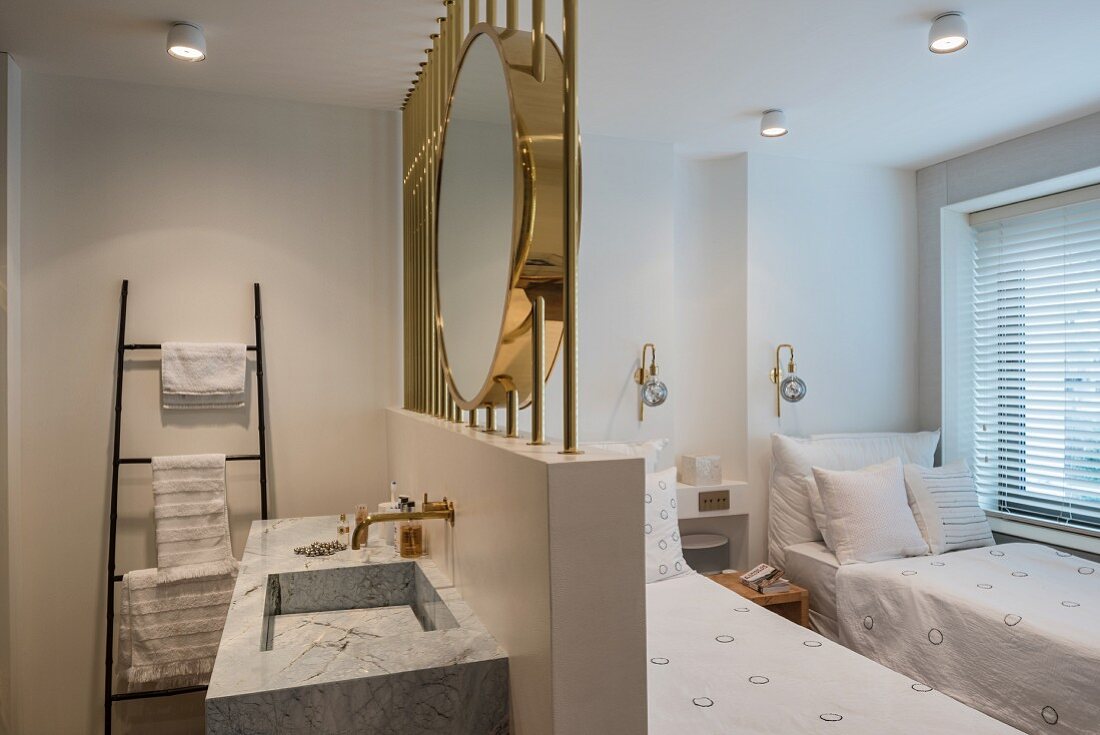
[167,22,206,62]
[929,12,968,54]
[760,109,788,138]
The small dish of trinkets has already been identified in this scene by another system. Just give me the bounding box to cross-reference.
[293,539,347,557]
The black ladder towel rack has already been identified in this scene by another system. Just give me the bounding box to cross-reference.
[104,279,269,734]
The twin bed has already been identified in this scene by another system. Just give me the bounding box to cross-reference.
[771,431,1100,735]
[642,431,1097,735]
[647,571,1020,734]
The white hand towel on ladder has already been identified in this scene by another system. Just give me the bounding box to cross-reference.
[152,454,238,583]
[161,342,246,409]
[117,565,236,691]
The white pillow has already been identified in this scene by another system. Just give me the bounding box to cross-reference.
[904,462,994,555]
[769,431,939,567]
[812,458,929,565]
[804,477,835,550]
[587,438,669,473]
[644,466,690,583]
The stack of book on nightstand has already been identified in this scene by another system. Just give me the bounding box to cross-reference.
[740,563,791,594]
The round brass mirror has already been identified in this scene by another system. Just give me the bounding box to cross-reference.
[435,26,573,411]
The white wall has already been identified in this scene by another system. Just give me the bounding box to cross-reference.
[674,152,920,566]
[539,134,677,449]
[673,155,748,482]
[16,73,400,734]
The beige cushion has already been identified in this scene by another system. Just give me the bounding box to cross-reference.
[904,462,994,555]
[812,458,929,565]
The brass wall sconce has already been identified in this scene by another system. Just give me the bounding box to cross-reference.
[769,343,807,417]
[635,343,668,421]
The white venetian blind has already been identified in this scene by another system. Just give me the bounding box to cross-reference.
[969,187,1100,533]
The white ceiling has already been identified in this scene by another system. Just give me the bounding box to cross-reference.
[0,0,443,110]
[3,1,1100,169]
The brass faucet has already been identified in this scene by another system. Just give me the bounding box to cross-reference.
[351,494,455,550]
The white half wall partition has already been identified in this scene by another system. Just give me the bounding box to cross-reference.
[386,408,647,735]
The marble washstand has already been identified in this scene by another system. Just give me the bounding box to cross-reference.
[206,515,509,734]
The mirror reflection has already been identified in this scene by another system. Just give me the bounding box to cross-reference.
[436,34,515,404]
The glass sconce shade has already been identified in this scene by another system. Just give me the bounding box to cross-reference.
[641,376,668,407]
[636,342,667,420]
[780,375,807,403]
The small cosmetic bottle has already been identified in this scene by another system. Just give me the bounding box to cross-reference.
[399,501,423,558]
[337,513,349,546]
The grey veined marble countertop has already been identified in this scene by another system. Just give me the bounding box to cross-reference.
[206,515,509,734]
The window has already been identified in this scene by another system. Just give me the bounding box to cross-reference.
[966,187,1100,534]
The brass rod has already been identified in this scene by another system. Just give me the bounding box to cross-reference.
[529,296,546,445]
[469,0,478,31]
[532,0,545,81]
[429,45,440,416]
[507,0,518,29]
[483,404,497,433]
[452,0,463,65]
[561,0,580,453]
[428,52,434,417]
[506,388,519,437]
[486,0,496,27]
[468,408,479,428]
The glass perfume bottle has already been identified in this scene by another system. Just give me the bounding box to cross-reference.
[399,501,423,558]
[337,513,349,546]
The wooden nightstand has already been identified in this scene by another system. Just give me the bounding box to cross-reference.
[708,572,810,628]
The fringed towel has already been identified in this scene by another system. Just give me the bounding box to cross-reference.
[152,454,238,583]
[161,342,246,409]
[116,453,240,690]
[117,565,237,691]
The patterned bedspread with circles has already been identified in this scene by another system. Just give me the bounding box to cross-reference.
[836,543,1099,735]
[647,571,1021,734]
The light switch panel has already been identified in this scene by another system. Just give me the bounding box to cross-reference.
[698,489,730,512]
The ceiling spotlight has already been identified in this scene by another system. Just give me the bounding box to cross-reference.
[929,12,968,54]
[167,22,206,62]
[760,109,788,138]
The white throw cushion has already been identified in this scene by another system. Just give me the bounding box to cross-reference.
[812,458,929,565]
[804,477,835,550]
[768,431,939,567]
[903,462,994,554]
[587,438,669,473]
[644,467,690,583]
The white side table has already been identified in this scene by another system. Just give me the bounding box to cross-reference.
[676,481,749,572]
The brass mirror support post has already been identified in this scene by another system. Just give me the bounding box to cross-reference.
[505,388,520,437]
[529,296,547,445]
[483,404,498,433]
[560,0,581,454]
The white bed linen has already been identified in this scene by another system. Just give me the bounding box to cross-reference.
[785,541,841,640]
[647,572,1021,734]
[836,543,1100,734]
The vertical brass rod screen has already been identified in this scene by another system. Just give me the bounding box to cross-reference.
[401,1,580,452]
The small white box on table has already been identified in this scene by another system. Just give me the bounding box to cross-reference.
[678,454,722,486]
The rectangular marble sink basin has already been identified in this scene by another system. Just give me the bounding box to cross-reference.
[205,516,509,735]
[260,562,458,651]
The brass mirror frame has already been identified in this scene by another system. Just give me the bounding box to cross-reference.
[434,23,578,412]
